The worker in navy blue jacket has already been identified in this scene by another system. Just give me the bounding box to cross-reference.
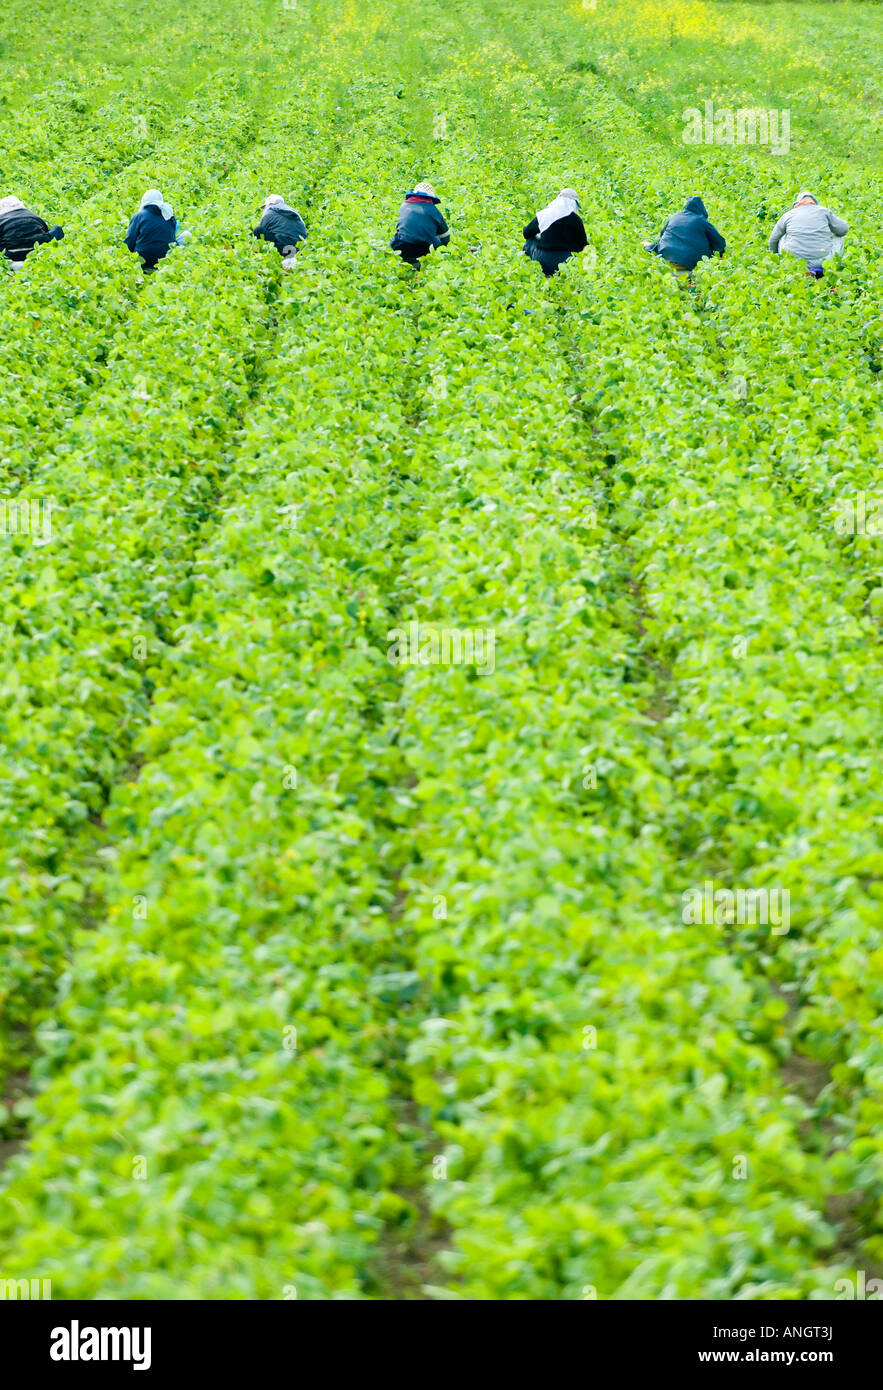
[643,195,725,272]
[253,194,307,268]
[0,195,64,266]
[390,182,450,268]
[125,189,180,272]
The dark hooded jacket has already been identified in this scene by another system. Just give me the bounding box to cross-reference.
[125,205,177,268]
[647,196,725,271]
[0,207,64,260]
[390,192,450,258]
[253,205,307,255]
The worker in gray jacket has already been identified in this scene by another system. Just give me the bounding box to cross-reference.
[768,191,848,277]
[253,194,307,268]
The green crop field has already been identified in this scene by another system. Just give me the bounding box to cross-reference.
[0,0,882,1302]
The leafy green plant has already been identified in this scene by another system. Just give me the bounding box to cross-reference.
[1,0,881,1300]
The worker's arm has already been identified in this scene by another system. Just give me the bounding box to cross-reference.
[124,214,140,252]
[827,209,849,237]
[706,221,726,256]
[644,216,669,253]
[768,212,788,252]
[522,215,540,240]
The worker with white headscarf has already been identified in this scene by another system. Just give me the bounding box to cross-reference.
[124,189,182,273]
[768,191,848,277]
[523,188,587,276]
[0,195,65,268]
[390,181,450,269]
[253,194,307,268]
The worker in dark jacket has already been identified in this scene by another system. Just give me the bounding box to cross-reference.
[253,194,307,268]
[0,195,64,267]
[390,182,450,268]
[125,189,180,272]
[522,188,588,276]
[643,195,725,272]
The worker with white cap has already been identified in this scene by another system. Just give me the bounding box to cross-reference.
[253,194,307,269]
[390,181,450,269]
[768,191,848,277]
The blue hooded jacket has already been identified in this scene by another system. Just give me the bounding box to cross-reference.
[648,196,726,271]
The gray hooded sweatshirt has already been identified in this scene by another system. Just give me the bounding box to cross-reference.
[768,199,848,262]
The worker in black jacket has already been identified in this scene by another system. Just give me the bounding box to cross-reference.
[253,195,307,268]
[643,195,726,272]
[390,182,450,268]
[523,189,587,276]
[0,196,64,266]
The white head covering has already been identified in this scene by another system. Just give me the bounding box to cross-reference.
[263,193,296,213]
[0,196,26,217]
[537,188,580,234]
[793,191,818,206]
[140,188,174,220]
[412,181,438,199]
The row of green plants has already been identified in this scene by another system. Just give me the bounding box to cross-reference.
[0,62,447,1296]
[368,20,859,1296]
[0,2,384,1099]
[1,0,880,1299]
[0,70,287,1094]
[491,11,883,1279]
[500,16,883,1276]
[0,73,261,475]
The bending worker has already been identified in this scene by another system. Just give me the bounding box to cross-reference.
[643,195,725,272]
[390,181,450,268]
[253,194,307,268]
[768,190,848,277]
[0,195,64,269]
[125,189,187,273]
[523,188,588,276]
